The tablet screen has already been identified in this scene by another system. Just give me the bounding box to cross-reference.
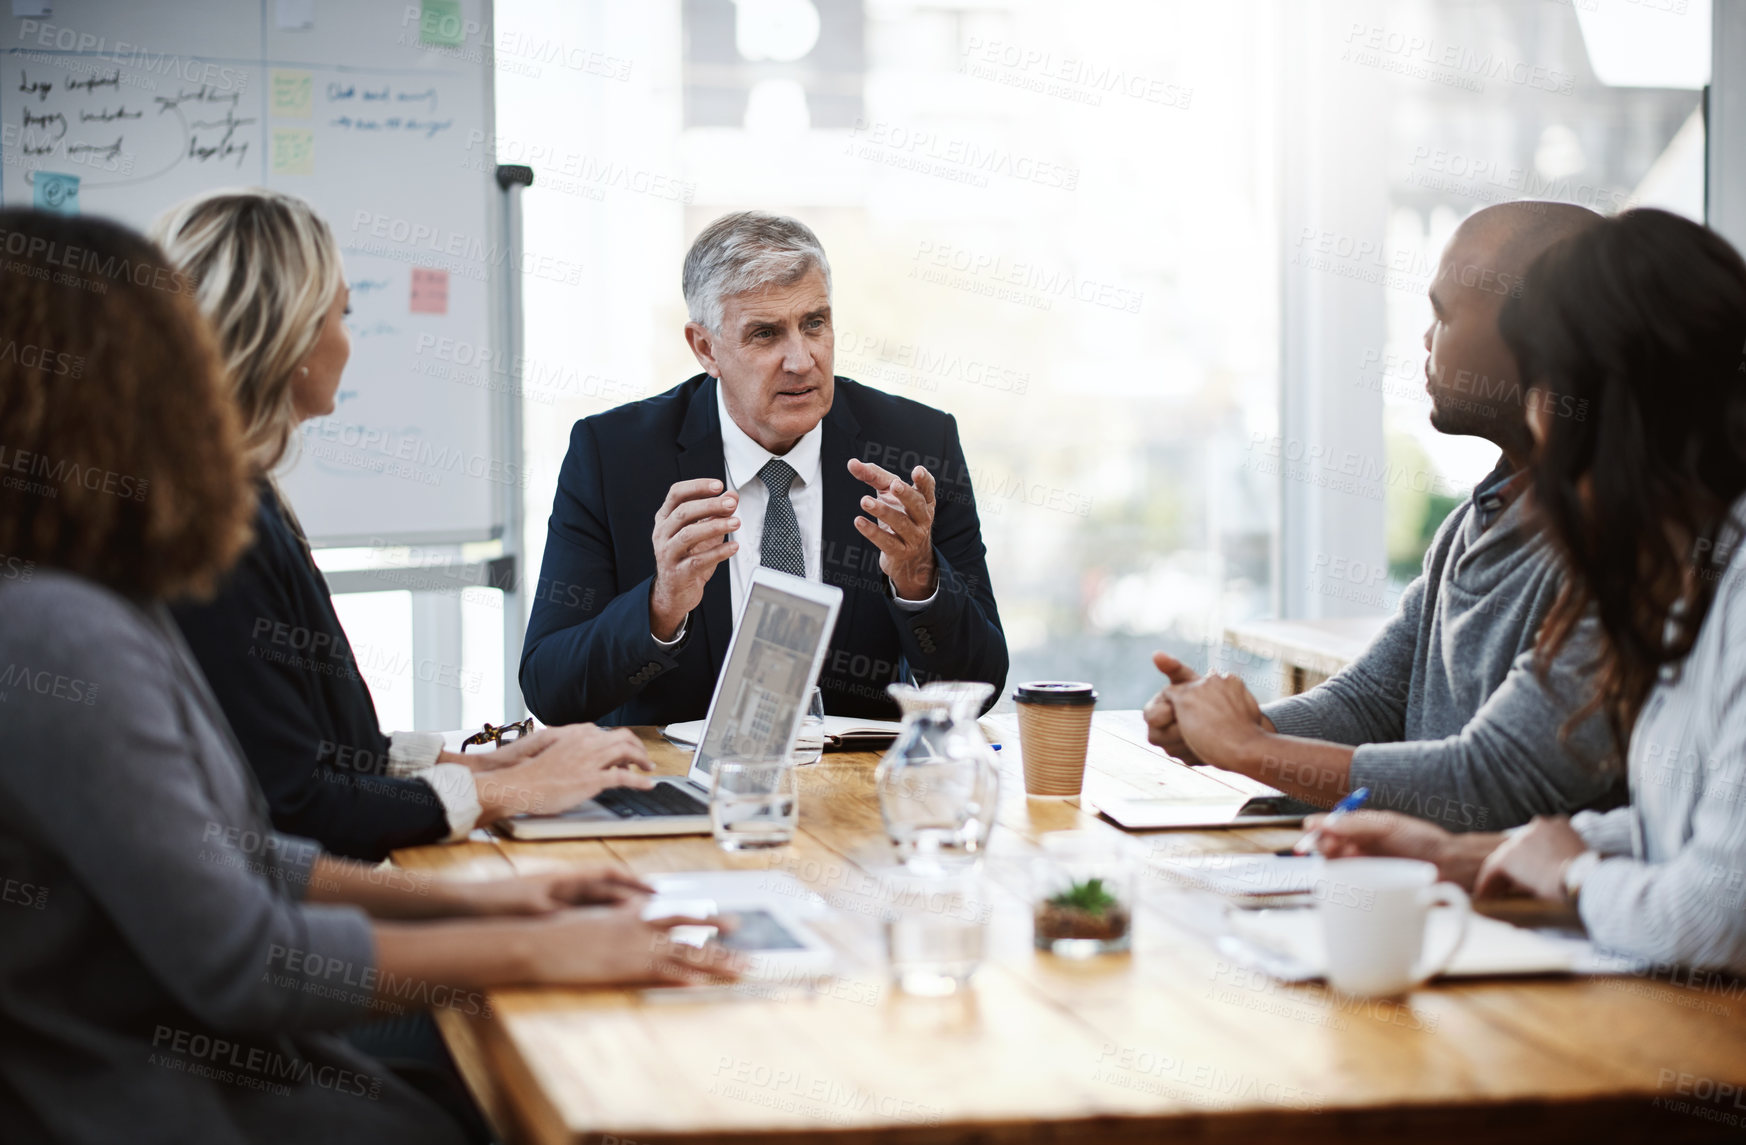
[713,908,807,951]
[693,579,835,778]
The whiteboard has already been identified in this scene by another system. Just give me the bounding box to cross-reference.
[1,0,507,546]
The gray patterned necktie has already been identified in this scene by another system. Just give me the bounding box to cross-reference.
[757,459,806,577]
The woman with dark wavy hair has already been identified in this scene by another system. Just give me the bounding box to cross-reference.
[1304,207,1746,974]
[0,210,735,1145]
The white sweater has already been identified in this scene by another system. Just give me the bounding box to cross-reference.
[1570,508,1746,973]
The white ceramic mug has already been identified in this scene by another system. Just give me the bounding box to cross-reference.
[1317,858,1469,997]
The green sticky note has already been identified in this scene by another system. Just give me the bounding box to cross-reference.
[420,0,465,47]
[33,172,79,215]
[271,69,313,118]
[272,127,315,175]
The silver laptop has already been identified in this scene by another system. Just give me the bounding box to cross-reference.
[499,568,843,840]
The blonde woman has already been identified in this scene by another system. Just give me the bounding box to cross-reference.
[0,208,734,1145]
[155,188,645,861]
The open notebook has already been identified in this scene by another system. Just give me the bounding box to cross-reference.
[662,716,903,752]
[1154,854,1328,897]
[1218,906,1639,982]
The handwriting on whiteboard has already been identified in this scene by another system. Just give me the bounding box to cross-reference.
[324,79,450,138]
[11,67,258,184]
[327,115,455,139]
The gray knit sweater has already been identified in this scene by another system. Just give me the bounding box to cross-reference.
[1262,460,1622,831]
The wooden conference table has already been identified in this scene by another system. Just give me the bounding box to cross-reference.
[394,713,1746,1145]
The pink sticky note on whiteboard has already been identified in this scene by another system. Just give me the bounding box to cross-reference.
[410,267,449,315]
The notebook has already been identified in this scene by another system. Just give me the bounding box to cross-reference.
[1153,854,1327,897]
[1217,905,1639,982]
[663,715,903,752]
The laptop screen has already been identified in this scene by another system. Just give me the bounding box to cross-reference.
[691,569,842,781]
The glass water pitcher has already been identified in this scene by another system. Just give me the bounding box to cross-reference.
[875,681,1001,875]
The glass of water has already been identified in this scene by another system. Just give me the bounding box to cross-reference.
[709,758,799,851]
[882,878,993,996]
[791,687,826,766]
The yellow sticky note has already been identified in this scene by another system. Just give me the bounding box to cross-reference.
[271,69,313,118]
[272,127,314,175]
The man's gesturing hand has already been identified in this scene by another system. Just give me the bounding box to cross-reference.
[650,478,740,641]
[1144,652,1276,766]
[1143,652,1205,762]
[1169,672,1270,770]
[847,458,937,600]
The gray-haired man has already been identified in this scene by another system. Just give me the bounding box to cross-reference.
[520,211,1008,726]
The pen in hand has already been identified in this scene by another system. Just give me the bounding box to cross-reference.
[1290,786,1370,855]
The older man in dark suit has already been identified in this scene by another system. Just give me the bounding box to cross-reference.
[520,211,1007,727]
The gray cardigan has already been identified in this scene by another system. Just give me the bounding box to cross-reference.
[1263,461,1623,830]
[0,572,464,1144]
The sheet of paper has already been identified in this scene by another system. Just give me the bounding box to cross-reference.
[1154,854,1325,897]
[1221,907,1600,982]
[646,871,829,916]
[662,715,904,748]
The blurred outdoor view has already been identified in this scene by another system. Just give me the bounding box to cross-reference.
[331,0,1710,728]
[1368,0,1705,584]
[490,0,1281,718]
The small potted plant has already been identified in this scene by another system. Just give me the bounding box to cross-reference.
[1032,833,1134,956]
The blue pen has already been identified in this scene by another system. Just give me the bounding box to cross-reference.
[1291,786,1369,855]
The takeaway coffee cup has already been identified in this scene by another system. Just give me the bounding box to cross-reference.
[1013,682,1098,797]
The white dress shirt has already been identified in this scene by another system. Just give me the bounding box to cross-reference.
[716,381,825,619]
[654,381,932,647]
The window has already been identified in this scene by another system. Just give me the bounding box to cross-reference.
[1366,1,1707,587]
[336,0,1718,729]
[498,0,1284,708]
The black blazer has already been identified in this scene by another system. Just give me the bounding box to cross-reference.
[171,483,450,861]
[520,374,1008,726]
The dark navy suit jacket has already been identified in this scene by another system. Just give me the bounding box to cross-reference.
[519,374,1008,726]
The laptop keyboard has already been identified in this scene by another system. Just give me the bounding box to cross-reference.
[594,783,709,819]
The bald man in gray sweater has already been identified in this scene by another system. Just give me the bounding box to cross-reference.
[1145,201,1623,831]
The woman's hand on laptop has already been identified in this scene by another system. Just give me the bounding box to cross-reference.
[528,902,746,986]
[473,726,657,824]
[443,725,563,773]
